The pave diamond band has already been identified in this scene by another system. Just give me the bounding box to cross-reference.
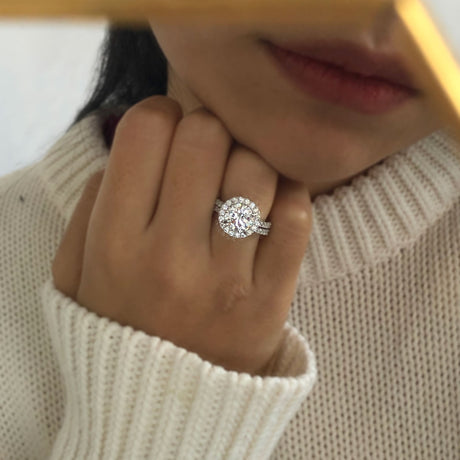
[214,196,271,239]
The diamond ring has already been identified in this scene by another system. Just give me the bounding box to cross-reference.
[213,196,271,239]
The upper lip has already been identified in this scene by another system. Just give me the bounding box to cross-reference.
[266,39,419,91]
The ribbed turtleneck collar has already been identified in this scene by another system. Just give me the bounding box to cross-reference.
[36,110,460,284]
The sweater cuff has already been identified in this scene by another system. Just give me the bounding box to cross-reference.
[41,277,317,460]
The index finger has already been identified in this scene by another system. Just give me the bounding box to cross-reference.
[95,96,183,237]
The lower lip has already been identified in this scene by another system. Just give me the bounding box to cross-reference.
[265,41,418,115]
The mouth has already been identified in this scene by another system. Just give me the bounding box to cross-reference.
[261,38,421,115]
[264,38,420,92]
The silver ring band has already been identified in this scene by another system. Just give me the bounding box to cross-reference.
[214,196,271,239]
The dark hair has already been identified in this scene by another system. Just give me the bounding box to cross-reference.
[72,24,168,125]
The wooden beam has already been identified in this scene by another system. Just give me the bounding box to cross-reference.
[0,0,388,23]
[394,0,460,142]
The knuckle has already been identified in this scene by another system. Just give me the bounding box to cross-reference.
[137,95,183,117]
[180,108,230,140]
[288,205,310,227]
[150,259,192,305]
[153,264,181,293]
[147,244,186,284]
[276,204,311,237]
[100,236,186,296]
[214,275,251,312]
[117,97,182,138]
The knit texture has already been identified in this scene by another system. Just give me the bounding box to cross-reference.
[0,110,459,459]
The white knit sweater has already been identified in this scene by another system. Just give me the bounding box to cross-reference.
[1,111,459,459]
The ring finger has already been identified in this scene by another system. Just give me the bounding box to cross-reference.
[211,143,278,279]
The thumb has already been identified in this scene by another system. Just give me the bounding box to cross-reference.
[51,170,105,300]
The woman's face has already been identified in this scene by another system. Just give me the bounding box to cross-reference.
[148,19,444,196]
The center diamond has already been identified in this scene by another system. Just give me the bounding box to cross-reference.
[218,196,261,238]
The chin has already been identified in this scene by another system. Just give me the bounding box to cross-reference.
[259,135,381,186]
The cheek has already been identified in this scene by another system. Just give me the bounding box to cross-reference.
[148,24,208,76]
[149,24,238,85]
[151,34,194,71]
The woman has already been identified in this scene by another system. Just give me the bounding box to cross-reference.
[0,18,459,459]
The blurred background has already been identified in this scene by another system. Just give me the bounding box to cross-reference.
[0,20,106,176]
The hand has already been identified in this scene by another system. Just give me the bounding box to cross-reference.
[52,95,313,376]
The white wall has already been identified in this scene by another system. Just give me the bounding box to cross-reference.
[0,20,107,176]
